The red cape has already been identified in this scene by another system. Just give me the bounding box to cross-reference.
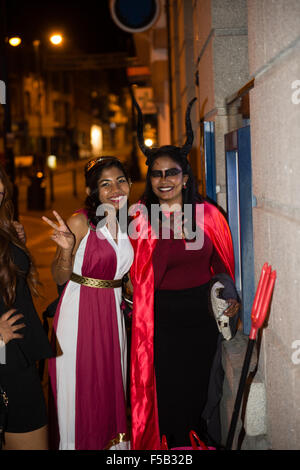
[129,201,235,450]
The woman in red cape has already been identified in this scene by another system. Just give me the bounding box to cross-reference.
[129,97,239,450]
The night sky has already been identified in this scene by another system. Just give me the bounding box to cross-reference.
[6,0,135,55]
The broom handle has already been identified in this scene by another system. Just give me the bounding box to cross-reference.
[225,339,255,450]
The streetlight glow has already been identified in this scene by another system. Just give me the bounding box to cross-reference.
[145,138,153,147]
[49,34,63,46]
[47,155,57,170]
[91,125,103,155]
[8,37,22,47]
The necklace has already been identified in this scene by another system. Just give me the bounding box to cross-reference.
[160,211,186,240]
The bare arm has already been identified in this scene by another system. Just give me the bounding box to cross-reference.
[51,246,74,286]
[122,272,133,308]
[42,211,88,285]
[124,272,133,297]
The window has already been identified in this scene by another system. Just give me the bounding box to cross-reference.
[63,73,70,94]
[53,100,63,124]
[52,72,61,92]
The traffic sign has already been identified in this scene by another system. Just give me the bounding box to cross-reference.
[109,0,160,33]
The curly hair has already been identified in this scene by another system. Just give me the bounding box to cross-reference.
[84,156,130,232]
[140,150,204,239]
[0,164,40,307]
[132,94,204,238]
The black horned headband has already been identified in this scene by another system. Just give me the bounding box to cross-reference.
[132,93,197,166]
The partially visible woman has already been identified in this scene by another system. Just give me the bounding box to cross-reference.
[43,157,134,450]
[0,163,53,450]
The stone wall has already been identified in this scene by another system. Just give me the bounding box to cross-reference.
[193,0,249,209]
[167,0,300,449]
[248,0,300,450]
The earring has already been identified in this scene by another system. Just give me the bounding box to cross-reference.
[183,182,187,189]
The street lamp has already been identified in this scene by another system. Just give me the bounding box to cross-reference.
[8,36,21,47]
[4,32,64,212]
[49,33,63,46]
[145,138,153,147]
[8,34,64,153]
[8,34,64,48]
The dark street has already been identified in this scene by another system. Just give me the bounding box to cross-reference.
[1,0,300,453]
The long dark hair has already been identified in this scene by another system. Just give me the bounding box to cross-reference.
[132,93,204,236]
[84,156,130,232]
[141,150,204,238]
[0,163,40,307]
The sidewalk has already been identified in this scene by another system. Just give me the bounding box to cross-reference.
[18,162,87,321]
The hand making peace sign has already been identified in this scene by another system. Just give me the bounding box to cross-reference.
[42,210,76,252]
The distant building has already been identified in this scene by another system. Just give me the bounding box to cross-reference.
[0,56,130,172]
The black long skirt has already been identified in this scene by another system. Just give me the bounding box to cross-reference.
[154,283,219,448]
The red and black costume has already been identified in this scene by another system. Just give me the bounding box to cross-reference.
[129,203,235,449]
[129,95,236,450]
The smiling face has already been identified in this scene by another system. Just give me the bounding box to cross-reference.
[86,165,130,210]
[149,156,188,207]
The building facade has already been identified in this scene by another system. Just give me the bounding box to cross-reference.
[147,0,300,450]
[0,54,130,175]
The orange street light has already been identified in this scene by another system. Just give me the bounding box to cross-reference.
[49,33,63,46]
[145,138,153,147]
[8,36,22,47]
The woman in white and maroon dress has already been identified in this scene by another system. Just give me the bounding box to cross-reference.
[43,157,133,450]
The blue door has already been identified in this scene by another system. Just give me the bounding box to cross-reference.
[203,121,217,202]
[225,126,255,335]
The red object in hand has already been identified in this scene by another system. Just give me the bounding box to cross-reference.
[249,263,276,340]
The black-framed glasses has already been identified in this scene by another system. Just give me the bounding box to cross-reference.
[150,168,182,179]
[0,191,4,197]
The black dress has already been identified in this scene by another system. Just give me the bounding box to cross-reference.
[152,231,226,448]
[0,243,53,433]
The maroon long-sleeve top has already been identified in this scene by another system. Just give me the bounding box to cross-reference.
[152,227,227,291]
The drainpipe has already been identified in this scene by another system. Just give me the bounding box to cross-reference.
[165,0,174,143]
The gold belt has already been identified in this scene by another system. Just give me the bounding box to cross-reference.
[70,272,123,288]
